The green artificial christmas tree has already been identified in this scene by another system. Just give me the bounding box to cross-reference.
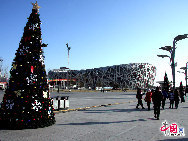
[163,72,170,92]
[0,2,55,129]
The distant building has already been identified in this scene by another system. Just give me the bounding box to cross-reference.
[48,63,156,90]
[0,58,8,90]
[0,77,8,90]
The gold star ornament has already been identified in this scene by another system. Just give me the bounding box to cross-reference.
[32,1,41,10]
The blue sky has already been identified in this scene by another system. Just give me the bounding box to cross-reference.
[0,0,188,87]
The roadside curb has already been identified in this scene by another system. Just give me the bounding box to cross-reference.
[53,100,137,114]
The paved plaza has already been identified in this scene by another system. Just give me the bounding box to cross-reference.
[0,90,188,141]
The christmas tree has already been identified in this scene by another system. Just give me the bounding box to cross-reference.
[0,2,55,129]
[163,72,170,92]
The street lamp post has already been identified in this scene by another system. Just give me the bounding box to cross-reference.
[172,40,175,91]
[186,63,188,92]
[186,62,188,93]
[157,34,188,91]
[66,43,71,90]
[177,70,185,86]
[180,62,188,92]
[52,69,64,93]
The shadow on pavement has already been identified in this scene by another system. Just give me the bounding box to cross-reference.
[95,97,132,100]
[157,138,188,141]
[182,107,188,108]
[0,127,10,130]
[83,108,148,113]
[120,93,136,95]
[147,117,157,120]
[57,118,147,126]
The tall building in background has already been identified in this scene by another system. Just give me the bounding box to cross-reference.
[48,63,156,90]
[0,58,8,90]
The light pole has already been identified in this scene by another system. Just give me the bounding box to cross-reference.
[66,43,71,90]
[52,68,65,93]
[0,58,3,82]
[186,62,188,94]
[180,62,188,92]
[158,46,176,90]
[186,62,188,93]
[157,55,171,59]
[157,34,188,91]
[66,43,71,66]
[177,70,185,81]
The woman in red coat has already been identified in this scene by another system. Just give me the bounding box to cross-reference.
[145,89,152,110]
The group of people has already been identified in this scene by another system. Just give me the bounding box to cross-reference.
[136,87,186,120]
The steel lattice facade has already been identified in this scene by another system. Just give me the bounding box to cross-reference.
[48,63,156,89]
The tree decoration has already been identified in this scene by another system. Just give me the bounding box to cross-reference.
[0,2,55,129]
[32,1,40,10]
[5,100,14,110]
[31,66,34,73]
[14,90,22,97]
[31,100,42,111]
[43,91,48,98]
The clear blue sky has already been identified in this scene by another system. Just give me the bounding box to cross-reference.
[0,0,188,87]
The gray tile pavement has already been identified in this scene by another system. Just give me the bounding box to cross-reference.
[0,91,188,141]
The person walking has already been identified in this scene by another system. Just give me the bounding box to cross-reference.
[136,88,145,109]
[57,84,60,93]
[180,90,185,103]
[144,89,152,110]
[174,89,180,109]
[151,89,155,109]
[152,87,163,120]
[162,90,168,109]
[169,90,174,109]
[179,82,185,103]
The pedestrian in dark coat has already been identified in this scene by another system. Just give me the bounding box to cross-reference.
[179,83,185,103]
[152,87,163,120]
[162,90,168,109]
[174,89,180,109]
[57,85,60,93]
[145,89,152,110]
[151,89,155,108]
[169,90,174,109]
[136,88,145,109]
[180,90,185,103]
